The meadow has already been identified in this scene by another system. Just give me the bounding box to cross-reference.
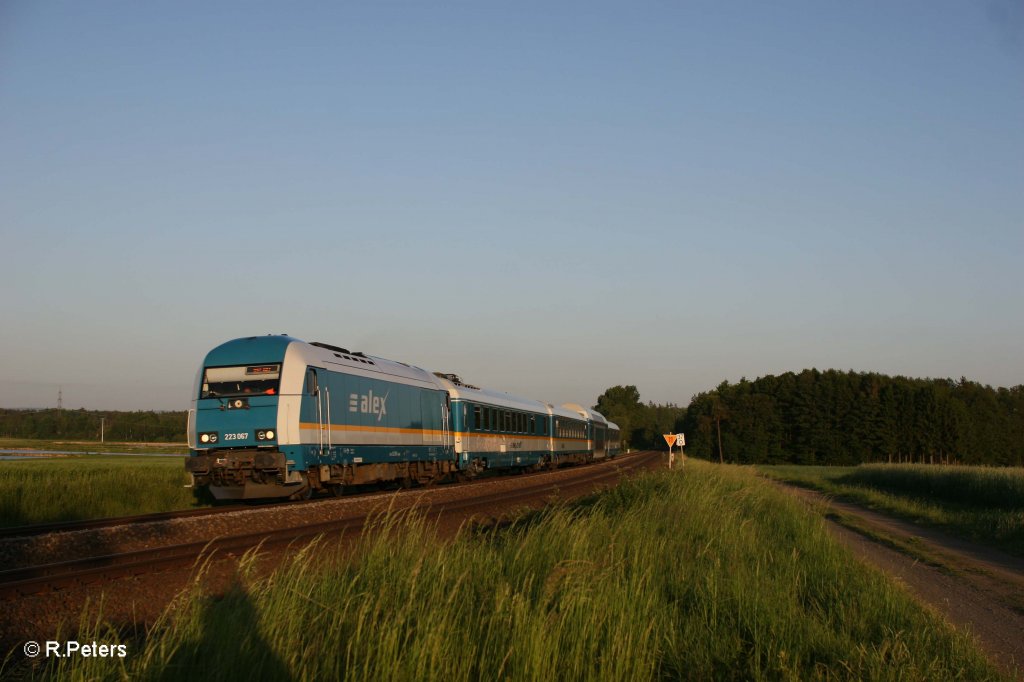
[758,464,1024,557]
[28,461,1003,681]
[0,437,187,455]
[0,455,202,528]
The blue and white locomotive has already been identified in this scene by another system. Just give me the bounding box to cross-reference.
[185,336,621,500]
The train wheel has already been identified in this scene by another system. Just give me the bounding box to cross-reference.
[290,483,314,501]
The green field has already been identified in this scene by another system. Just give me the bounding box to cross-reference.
[0,437,187,455]
[758,464,1024,557]
[28,461,1003,681]
[0,455,203,527]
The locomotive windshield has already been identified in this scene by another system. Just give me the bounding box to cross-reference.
[201,364,281,398]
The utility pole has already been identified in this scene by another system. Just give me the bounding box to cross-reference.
[100,417,105,444]
[716,415,724,464]
[57,386,65,437]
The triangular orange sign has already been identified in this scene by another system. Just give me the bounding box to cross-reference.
[663,434,677,447]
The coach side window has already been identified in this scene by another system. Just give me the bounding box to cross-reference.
[306,369,318,396]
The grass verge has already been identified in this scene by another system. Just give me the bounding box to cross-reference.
[0,455,203,528]
[20,461,1005,681]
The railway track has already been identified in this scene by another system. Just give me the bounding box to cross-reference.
[0,504,256,540]
[0,452,648,541]
[0,451,659,600]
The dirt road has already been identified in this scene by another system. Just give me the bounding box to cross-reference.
[775,483,1024,680]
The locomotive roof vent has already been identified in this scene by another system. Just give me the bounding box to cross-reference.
[434,372,480,390]
[311,341,350,354]
[312,341,376,366]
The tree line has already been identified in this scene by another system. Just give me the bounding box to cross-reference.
[0,408,187,442]
[4,369,1022,464]
[594,385,686,451]
[596,370,1024,466]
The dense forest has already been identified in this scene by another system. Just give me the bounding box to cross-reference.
[596,371,1024,466]
[681,371,1024,466]
[0,409,187,442]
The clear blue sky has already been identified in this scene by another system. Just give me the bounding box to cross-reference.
[1,1,1022,411]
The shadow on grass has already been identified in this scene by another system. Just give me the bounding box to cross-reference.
[151,584,291,682]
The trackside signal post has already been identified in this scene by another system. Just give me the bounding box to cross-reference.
[663,433,677,469]
[663,433,686,470]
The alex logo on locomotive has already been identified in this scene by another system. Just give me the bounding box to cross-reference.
[348,390,388,421]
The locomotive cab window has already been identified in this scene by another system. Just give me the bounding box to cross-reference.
[201,365,281,399]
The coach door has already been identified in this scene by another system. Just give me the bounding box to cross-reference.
[595,424,606,459]
[442,393,452,451]
[307,367,331,457]
[422,392,453,454]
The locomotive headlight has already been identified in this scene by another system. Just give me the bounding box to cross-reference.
[199,432,219,445]
[256,429,276,441]
[200,434,209,444]
[266,429,275,440]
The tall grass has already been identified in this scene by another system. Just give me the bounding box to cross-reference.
[760,464,1024,557]
[33,462,1002,681]
[0,456,202,528]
